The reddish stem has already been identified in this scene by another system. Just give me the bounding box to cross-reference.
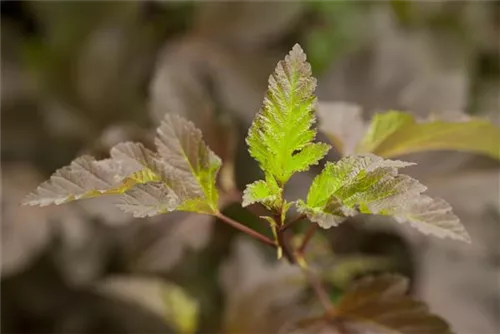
[232,197,335,318]
[215,212,277,248]
[280,213,306,231]
[274,217,334,316]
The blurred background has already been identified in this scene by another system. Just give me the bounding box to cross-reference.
[1,1,499,333]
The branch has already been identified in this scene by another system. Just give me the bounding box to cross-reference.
[290,224,335,316]
[276,220,334,316]
[275,214,296,263]
[280,213,306,231]
[215,212,277,248]
[240,187,334,317]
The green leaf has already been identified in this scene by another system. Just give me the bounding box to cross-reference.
[23,114,222,217]
[246,43,330,186]
[336,274,453,334]
[162,283,199,334]
[297,154,470,243]
[356,110,500,159]
[242,177,281,210]
[288,142,331,174]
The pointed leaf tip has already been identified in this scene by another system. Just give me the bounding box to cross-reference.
[244,43,327,210]
[245,42,326,203]
[289,43,306,60]
[21,155,143,207]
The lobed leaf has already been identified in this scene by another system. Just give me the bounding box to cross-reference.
[242,177,281,210]
[288,142,331,174]
[23,114,222,217]
[244,43,330,209]
[296,154,470,243]
[335,274,453,334]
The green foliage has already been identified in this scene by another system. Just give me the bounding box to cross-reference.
[318,105,500,159]
[242,177,281,210]
[357,110,500,159]
[336,274,452,333]
[23,43,478,333]
[23,43,473,243]
[296,154,470,242]
[23,43,474,243]
[162,283,199,334]
[24,44,475,243]
[23,114,222,216]
[244,44,330,210]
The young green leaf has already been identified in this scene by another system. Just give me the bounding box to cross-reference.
[242,176,281,209]
[335,274,453,334]
[244,43,330,209]
[296,154,470,243]
[23,114,222,216]
[364,110,499,159]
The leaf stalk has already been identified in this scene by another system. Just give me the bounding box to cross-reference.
[215,212,277,248]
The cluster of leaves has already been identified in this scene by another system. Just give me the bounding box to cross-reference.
[23,114,222,216]
[241,45,475,243]
[243,45,330,213]
[23,44,500,333]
